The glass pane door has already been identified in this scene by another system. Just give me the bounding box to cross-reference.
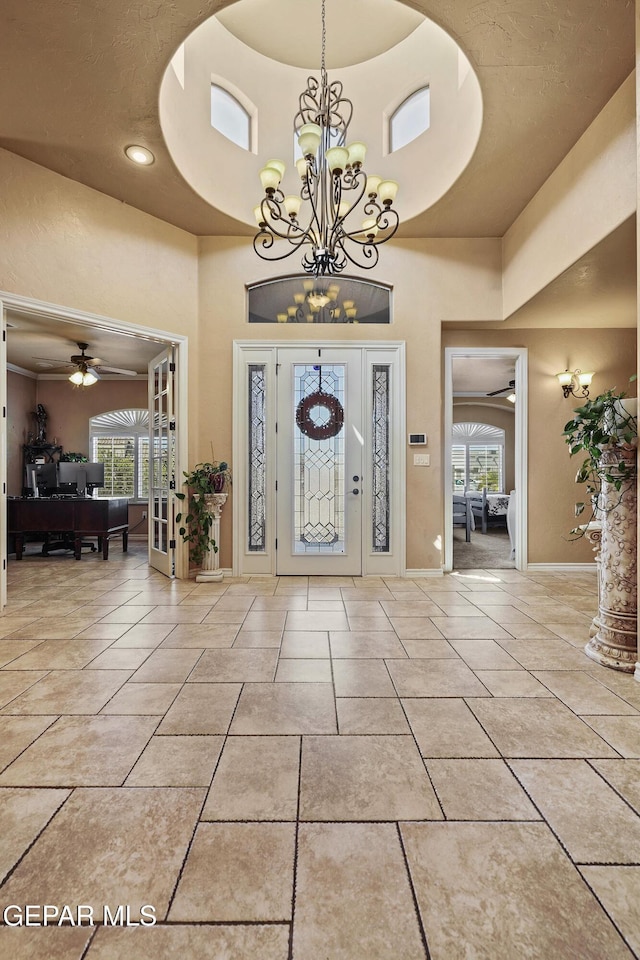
[148,346,176,577]
[276,348,362,575]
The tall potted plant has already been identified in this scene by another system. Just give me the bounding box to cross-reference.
[175,460,231,578]
[563,388,637,672]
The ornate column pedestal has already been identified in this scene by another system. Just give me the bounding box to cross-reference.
[583,447,637,673]
[196,493,227,583]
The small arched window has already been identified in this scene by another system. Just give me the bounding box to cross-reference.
[90,409,149,501]
[451,422,505,493]
[389,87,430,153]
[211,84,251,150]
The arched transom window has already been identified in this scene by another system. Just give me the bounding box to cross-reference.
[90,409,149,501]
[452,422,505,493]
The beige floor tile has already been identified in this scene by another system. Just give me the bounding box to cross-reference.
[340,587,394,601]
[467,698,619,758]
[425,759,541,820]
[96,606,157,624]
[129,648,203,683]
[230,683,337,735]
[188,648,278,682]
[0,927,92,960]
[495,637,597,670]
[0,670,131,715]
[251,596,307,611]
[0,715,58,770]
[158,623,240,648]
[532,670,639,715]
[240,610,287,632]
[498,622,561,640]
[343,600,386,617]
[86,925,290,960]
[157,683,242,734]
[100,681,181,715]
[0,786,70,883]
[286,610,349,632]
[0,787,204,921]
[591,760,640,815]
[430,616,513,640]
[6,637,114,670]
[0,670,49,708]
[200,608,251,625]
[580,716,640,758]
[475,604,538,624]
[403,698,499,758]
[386,658,490,697]
[329,631,407,658]
[0,621,43,641]
[380,600,443,618]
[0,714,159,786]
[401,821,631,960]
[400,638,459,658]
[125,735,224,786]
[83,647,152,670]
[332,659,396,697]
[275,658,332,683]
[336,698,411,735]
[300,735,442,820]
[307,599,345,611]
[474,670,555,697]
[169,822,295,922]
[448,638,521,670]
[232,630,283,648]
[294,822,426,960]
[202,735,300,820]
[3,617,101,640]
[139,606,211,624]
[109,623,175,648]
[511,759,640,862]
[579,866,640,957]
[280,631,330,658]
[74,623,133,641]
[585,668,640,710]
[388,617,446,640]
[209,595,255,611]
[0,638,60,668]
[347,616,395,632]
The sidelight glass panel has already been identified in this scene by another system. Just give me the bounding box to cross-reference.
[248,364,267,551]
[293,364,345,553]
[372,364,391,552]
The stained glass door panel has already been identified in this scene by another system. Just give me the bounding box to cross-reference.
[276,349,362,575]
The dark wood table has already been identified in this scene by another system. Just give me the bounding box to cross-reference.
[8,497,129,560]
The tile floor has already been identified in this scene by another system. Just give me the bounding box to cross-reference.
[0,544,639,958]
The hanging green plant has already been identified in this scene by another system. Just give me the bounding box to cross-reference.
[175,460,231,566]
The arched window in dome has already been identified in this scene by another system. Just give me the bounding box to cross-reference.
[389,86,430,153]
[211,83,251,150]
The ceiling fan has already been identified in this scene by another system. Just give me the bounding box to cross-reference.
[486,379,515,397]
[33,341,137,377]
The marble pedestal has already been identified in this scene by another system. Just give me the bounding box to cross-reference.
[196,493,227,583]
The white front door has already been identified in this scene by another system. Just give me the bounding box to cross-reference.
[276,347,363,575]
[148,346,177,577]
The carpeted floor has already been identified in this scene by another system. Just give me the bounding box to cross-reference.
[453,526,514,569]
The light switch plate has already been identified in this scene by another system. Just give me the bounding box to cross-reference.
[413,454,430,466]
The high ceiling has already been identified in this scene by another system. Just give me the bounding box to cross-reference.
[0,0,634,238]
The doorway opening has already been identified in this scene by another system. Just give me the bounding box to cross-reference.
[443,347,528,572]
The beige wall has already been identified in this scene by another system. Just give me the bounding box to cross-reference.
[503,75,636,318]
[452,400,515,493]
[443,326,637,563]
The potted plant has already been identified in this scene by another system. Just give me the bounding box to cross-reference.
[175,460,231,570]
[563,387,637,672]
[563,388,637,535]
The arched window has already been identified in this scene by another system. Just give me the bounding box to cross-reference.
[452,422,505,493]
[211,83,251,150]
[389,86,430,153]
[90,409,149,501]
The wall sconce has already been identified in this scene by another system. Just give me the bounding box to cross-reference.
[556,368,594,399]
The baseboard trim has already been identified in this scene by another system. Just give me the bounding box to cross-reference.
[525,563,597,572]
[405,568,444,578]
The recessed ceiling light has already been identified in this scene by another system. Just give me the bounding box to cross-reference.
[125,145,155,166]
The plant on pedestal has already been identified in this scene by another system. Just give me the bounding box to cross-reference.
[175,460,231,566]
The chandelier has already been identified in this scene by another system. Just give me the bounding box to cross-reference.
[253,0,399,277]
[276,279,359,323]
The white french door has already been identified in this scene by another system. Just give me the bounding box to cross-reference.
[276,347,363,575]
[148,346,177,577]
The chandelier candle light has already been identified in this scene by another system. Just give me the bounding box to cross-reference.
[253,0,400,277]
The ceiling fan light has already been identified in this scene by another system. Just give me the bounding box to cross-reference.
[69,370,84,385]
[82,370,99,386]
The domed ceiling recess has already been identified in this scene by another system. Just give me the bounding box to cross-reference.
[159,0,483,230]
